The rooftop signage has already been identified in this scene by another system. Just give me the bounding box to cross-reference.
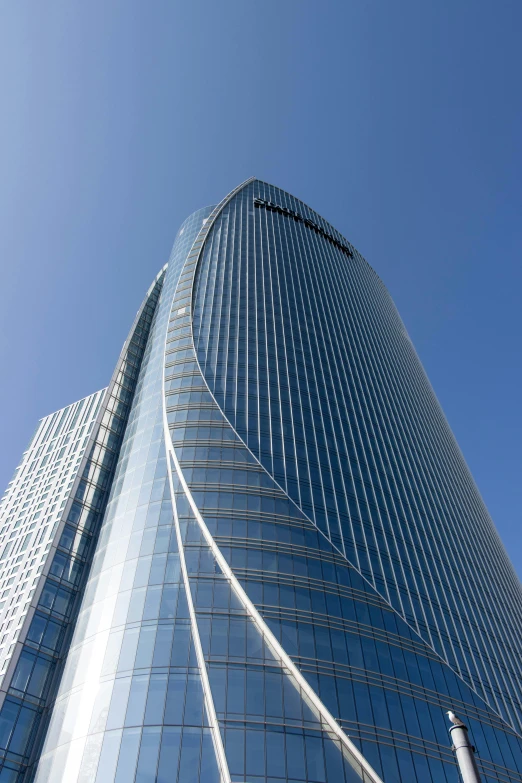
[254,197,353,258]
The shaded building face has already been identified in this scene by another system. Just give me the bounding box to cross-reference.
[0,179,520,782]
[192,181,522,730]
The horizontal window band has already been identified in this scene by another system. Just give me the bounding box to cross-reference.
[187,482,293,500]
[212,538,353,568]
[178,460,268,472]
[298,663,516,737]
[258,607,439,660]
[166,404,216,414]
[179,509,313,531]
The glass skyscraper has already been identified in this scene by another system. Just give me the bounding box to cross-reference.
[0,177,520,783]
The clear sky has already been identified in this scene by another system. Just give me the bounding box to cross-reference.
[0,1,520,577]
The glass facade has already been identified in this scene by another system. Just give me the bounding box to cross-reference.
[0,268,165,781]
[0,178,520,782]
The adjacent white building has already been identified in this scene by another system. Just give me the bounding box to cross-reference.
[0,390,105,678]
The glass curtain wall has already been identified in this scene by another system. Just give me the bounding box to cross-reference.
[12,176,522,783]
[32,208,218,783]
[185,180,522,782]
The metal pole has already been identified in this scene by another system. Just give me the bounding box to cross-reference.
[448,713,482,783]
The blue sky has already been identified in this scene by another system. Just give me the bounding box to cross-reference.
[0,1,520,577]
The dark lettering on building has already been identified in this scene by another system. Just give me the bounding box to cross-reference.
[253,197,353,258]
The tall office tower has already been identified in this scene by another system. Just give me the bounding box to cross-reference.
[0,179,520,783]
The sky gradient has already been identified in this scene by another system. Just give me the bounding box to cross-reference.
[0,1,521,577]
